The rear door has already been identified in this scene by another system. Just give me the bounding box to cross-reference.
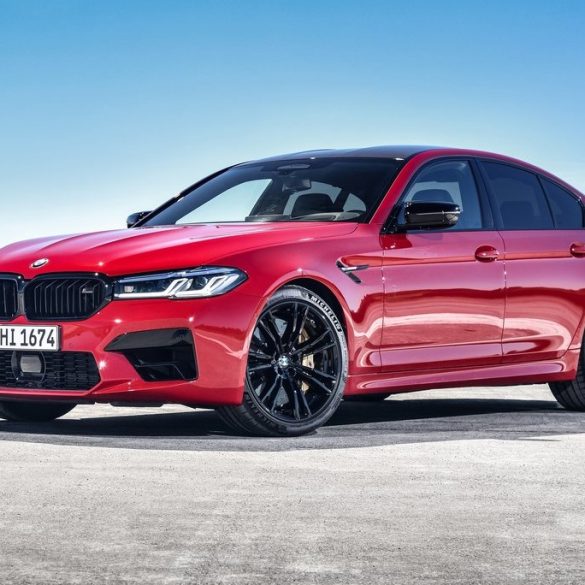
[379,159,505,371]
[478,160,585,362]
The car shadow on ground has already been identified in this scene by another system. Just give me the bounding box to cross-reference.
[1,397,584,451]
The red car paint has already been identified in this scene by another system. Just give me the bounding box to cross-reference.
[1,146,584,406]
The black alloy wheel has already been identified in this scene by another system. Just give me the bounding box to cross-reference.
[217,286,348,436]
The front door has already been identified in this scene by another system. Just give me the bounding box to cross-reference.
[379,159,505,372]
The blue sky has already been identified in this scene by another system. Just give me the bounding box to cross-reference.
[1,0,584,245]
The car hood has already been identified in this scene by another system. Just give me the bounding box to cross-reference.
[0,223,357,278]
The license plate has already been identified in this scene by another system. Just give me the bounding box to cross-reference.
[0,325,60,352]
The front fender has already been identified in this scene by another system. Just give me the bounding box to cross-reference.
[220,226,384,375]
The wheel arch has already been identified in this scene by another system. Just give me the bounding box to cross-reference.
[245,267,355,345]
[276,277,349,340]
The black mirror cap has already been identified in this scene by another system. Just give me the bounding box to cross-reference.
[402,201,461,229]
[127,211,152,228]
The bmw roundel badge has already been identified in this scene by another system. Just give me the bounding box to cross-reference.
[30,258,49,269]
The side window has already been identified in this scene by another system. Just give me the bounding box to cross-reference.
[480,162,553,230]
[541,178,584,229]
[401,160,483,230]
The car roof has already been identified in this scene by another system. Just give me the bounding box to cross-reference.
[238,146,583,197]
[248,145,444,163]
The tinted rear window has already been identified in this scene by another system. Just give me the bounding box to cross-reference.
[541,178,584,229]
[481,162,553,230]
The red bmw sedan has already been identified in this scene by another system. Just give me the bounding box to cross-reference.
[1,145,585,436]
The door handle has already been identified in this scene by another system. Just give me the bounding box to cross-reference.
[475,245,500,262]
[570,242,585,258]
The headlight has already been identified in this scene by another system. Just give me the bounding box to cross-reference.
[113,267,246,299]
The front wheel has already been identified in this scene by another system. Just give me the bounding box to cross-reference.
[0,401,76,422]
[217,286,348,436]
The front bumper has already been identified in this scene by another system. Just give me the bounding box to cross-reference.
[0,292,262,406]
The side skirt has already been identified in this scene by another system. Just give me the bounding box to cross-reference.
[344,348,580,396]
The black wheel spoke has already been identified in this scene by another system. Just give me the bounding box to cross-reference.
[248,363,273,373]
[266,310,284,348]
[297,365,336,381]
[295,382,312,417]
[257,320,280,354]
[260,311,284,353]
[291,386,301,420]
[281,302,297,349]
[284,304,309,351]
[252,326,274,355]
[248,349,273,362]
[260,377,281,409]
[283,378,304,420]
[292,330,334,357]
[297,368,333,395]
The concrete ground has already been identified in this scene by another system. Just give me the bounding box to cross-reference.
[1,384,584,585]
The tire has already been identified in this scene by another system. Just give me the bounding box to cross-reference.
[550,347,585,410]
[0,401,76,422]
[345,393,391,402]
[217,285,348,436]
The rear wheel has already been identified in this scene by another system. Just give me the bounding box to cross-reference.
[217,285,348,436]
[0,401,75,422]
[550,347,585,410]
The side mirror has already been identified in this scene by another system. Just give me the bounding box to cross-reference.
[401,201,460,229]
[127,211,152,228]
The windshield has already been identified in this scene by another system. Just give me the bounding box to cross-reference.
[143,158,403,225]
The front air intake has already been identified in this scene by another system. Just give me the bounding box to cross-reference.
[106,328,197,381]
[0,350,100,391]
